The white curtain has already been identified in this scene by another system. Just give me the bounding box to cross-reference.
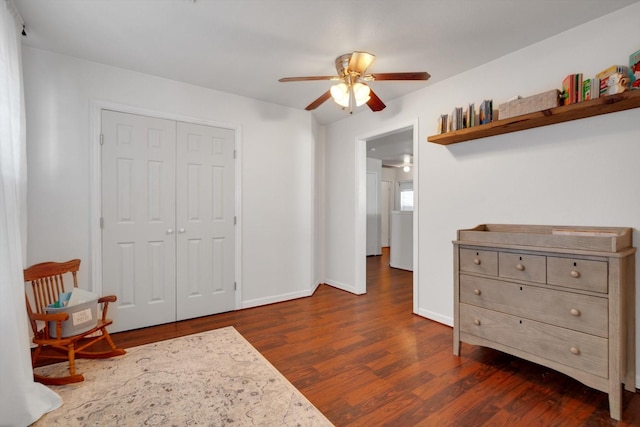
[0,1,62,425]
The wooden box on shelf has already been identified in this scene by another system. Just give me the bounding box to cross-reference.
[497,89,560,120]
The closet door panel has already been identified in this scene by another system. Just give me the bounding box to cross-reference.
[101,110,177,332]
[176,121,235,320]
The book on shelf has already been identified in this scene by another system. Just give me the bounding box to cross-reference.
[467,103,476,128]
[449,106,463,131]
[599,73,631,96]
[596,65,629,80]
[562,73,583,104]
[562,74,576,105]
[437,114,448,134]
[449,108,455,132]
[575,73,583,102]
[596,65,630,96]
[582,79,591,101]
[630,48,640,89]
[479,99,493,124]
[582,78,600,101]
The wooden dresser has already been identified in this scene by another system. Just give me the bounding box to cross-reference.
[453,224,636,420]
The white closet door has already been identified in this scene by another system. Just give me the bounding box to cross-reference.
[175,122,235,319]
[101,110,177,331]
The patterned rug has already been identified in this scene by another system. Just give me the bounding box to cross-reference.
[33,327,333,426]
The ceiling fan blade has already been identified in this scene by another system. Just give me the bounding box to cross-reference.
[279,76,340,82]
[367,89,386,112]
[368,72,431,81]
[305,90,332,111]
[348,51,376,74]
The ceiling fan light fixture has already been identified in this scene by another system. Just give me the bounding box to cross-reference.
[279,51,428,112]
[353,83,371,107]
[330,83,350,107]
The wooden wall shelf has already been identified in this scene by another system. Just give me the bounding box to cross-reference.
[427,89,640,146]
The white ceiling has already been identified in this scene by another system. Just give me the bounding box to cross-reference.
[367,128,413,168]
[15,0,639,128]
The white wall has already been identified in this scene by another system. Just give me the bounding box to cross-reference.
[22,46,316,309]
[323,3,640,377]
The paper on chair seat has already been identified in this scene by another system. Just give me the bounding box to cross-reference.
[68,288,98,307]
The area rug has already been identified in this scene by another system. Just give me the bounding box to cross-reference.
[33,326,333,426]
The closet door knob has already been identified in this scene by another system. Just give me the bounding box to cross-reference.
[570,308,581,317]
[179,228,186,234]
[570,270,580,278]
[516,264,525,271]
[167,229,174,234]
[570,346,580,355]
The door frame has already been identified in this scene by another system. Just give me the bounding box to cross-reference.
[355,119,419,312]
[88,100,242,310]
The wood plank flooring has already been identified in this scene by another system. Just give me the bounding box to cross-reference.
[100,249,640,425]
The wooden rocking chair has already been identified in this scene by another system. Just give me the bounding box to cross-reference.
[24,259,125,385]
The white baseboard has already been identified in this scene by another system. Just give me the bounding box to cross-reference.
[241,289,313,309]
[323,278,363,295]
[416,308,453,328]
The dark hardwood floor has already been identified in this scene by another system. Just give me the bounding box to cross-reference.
[103,248,638,425]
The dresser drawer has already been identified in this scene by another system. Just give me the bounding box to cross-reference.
[547,257,608,293]
[460,275,608,337]
[460,304,608,378]
[459,248,497,276]
[498,252,546,283]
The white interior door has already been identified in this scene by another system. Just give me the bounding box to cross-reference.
[101,110,177,331]
[101,111,236,332]
[176,122,235,319]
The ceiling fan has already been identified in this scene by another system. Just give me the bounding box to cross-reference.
[279,51,430,113]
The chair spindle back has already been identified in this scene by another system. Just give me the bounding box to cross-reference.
[24,259,81,314]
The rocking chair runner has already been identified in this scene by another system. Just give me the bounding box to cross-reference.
[24,259,125,385]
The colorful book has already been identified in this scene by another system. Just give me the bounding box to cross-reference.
[562,74,577,105]
[597,65,630,96]
[596,65,629,80]
[583,78,600,101]
[479,100,493,124]
[630,49,640,89]
[575,74,583,102]
[582,79,591,101]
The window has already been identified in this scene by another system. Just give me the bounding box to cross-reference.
[398,181,413,211]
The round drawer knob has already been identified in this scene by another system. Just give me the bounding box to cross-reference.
[473,258,481,265]
[570,270,580,278]
[570,346,580,355]
[516,264,525,271]
[570,308,581,317]
[473,319,481,326]
[474,289,481,296]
